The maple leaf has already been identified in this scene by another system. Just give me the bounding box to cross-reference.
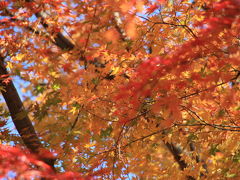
[0,0,239,179]
[2,77,12,85]
[157,0,165,4]
[0,1,8,9]
[104,28,120,43]
[62,62,72,73]
[146,4,159,14]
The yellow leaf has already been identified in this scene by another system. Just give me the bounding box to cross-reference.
[149,135,155,141]
[42,57,49,63]
[14,54,25,61]
[84,141,96,149]
[49,71,59,78]
[70,106,77,114]
[6,62,13,69]
[112,67,120,75]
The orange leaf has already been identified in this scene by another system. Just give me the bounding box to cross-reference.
[147,4,158,14]
[126,19,137,39]
[104,28,119,43]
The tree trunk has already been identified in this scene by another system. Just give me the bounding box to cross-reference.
[0,55,55,169]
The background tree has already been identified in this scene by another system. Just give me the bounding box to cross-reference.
[0,0,239,179]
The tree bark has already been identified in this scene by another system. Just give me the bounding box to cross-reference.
[0,56,55,169]
[165,142,195,180]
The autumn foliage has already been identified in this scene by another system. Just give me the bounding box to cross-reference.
[0,0,240,179]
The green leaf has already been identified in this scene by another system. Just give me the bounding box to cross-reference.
[52,83,61,90]
[15,68,21,76]
[100,126,113,138]
[188,133,197,141]
[46,97,61,106]
[146,154,152,161]
[151,143,159,148]
[225,173,236,178]
[72,102,81,108]
[217,109,225,118]
[209,144,220,155]
[91,77,99,85]
[186,117,196,125]
[232,151,240,163]
[34,84,45,95]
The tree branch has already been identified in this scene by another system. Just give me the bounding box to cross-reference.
[25,0,75,50]
[0,55,55,169]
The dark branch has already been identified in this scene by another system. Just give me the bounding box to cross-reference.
[0,55,55,169]
[25,0,75,50]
